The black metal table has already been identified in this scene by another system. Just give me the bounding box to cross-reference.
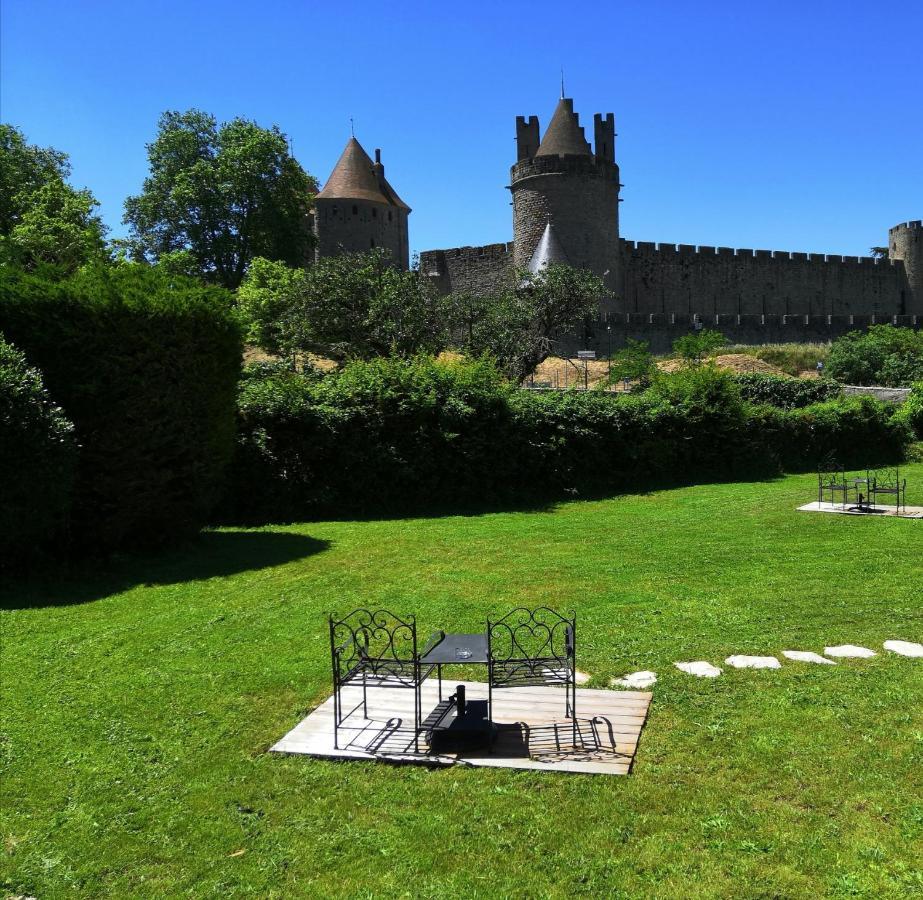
[421,632,488,701]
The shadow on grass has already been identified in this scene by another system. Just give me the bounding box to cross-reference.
[0,530,329,611]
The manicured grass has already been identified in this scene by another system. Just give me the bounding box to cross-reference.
[2,469,922,898]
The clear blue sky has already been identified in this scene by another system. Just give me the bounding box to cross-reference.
[2,0,920,260]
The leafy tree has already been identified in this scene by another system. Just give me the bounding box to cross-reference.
[238,249,446,361]
[672,328,727,366]
[870,246,889,259]
[0,124,107,273]
[826,325,923,386]
[452,264,606,383]
[123,110,317,289]
[600,338,655,390]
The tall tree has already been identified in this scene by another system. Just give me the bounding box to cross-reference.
[123,110,317,289]
[0,124,107,273]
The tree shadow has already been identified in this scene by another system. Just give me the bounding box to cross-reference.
[0,530,330,611]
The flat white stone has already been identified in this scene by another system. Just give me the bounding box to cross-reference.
[782,650,836,665]
[824,644,877,658]
[883,640,923,658]
[610,670,658,689]
[674,661,721,678]
[574,670,591,685]
[725,655,781,669]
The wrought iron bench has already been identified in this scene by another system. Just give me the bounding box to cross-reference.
[818,467,851,508]
[869,467,907,513]
[328,608,439,751]
[487,606,577,746]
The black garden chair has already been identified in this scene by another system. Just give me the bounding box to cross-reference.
[869,467,907,513]
[487,606,577,746]
[328,608,439,751]
[818,466,851,508]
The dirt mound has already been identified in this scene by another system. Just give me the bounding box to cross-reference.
[657,354,785,375]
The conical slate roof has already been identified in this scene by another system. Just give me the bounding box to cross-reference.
[527,221,569,273]
[535,98,591,157]
[316,137,409,209]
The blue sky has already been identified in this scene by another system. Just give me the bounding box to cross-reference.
[2,0,920,260]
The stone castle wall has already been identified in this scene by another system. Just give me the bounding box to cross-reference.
[419,242,514,296]
[314,200,409,269]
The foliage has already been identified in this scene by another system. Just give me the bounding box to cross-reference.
[239,250,445,361]
[450,264,607,383]
[825,325,923,386]
[895,381,923,439]
[0,124,107,274]
[720,342,831,377]
[0,333,75,568]
[671,328,727,365]
[123,110,317,289]
[225,358,908,522]
[599,338,655,389]
[4,468,923,897]
[732,372,842,409]
[0,264,242,552]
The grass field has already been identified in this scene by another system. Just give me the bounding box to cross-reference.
[2,468,922,898]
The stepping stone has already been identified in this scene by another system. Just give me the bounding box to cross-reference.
[782,650,836,665]
[824,645,877,659]
[675,661,721,678]
[610,670,657,689]
[883,640,923,658]
[574,670,591,685]
[725,655,781,669]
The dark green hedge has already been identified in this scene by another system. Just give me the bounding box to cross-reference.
[0,334,76,568]
[732,373,841,409]
[826,325,923,387]
[0,265,242,551]
[224,358,910,523]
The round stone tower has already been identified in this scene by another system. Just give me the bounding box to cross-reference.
[509,97,621,305]
[313,137,411,269]
[889,220,923,316]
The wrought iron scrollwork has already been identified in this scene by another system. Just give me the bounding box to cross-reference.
[487,606,575,687]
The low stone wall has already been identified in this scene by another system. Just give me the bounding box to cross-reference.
[842,386,912,403]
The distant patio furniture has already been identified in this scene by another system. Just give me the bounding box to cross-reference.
[818,467,851,509]
[869,467,907,513]
[328,608,439,751]
[487,606,577,746]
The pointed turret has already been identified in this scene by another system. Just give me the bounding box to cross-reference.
[535,98,591,157]
[527,221,569,273]
[313,137,411,269]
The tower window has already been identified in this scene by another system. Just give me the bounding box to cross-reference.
[352,205,358,215]
[388,211,392,222]
[370,238,375,248]
[372,208,377,218]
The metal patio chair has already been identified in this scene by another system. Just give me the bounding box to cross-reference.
[818,466,851,509]
[869,467,907,513]
[328,608,439,751]
[487,606,577,746]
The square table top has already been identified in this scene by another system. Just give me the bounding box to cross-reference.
[421,632,489,665]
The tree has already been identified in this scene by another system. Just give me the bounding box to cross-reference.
[870,246,889,259]
[601,338,655,389]
[672,328,727,366]
[451,264,606,383]
[0,124,107,273]
[238,250,446,361]
[123,110,317,289]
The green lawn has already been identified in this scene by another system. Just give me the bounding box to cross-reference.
[2,469,922,898]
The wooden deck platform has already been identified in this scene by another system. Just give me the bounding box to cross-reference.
[271,679,653,775]
[798,501,923,519]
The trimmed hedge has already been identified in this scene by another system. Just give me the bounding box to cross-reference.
[0,334,76,568]
[224,358,910,522]
[732,373,841,409]
[0,265,242,551]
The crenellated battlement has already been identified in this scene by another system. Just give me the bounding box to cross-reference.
[890,220,923,232]
[619,239,889,266]
[510,153,617,183]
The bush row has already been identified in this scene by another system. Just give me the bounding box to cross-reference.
[826,325,923,387]
[223,358,911,523]
[0,265,242,554]
[731,372,841,409]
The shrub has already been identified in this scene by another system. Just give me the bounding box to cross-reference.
[733,373,842,409]
[0,334,76,568]
[825,325,923,387]
[896,381,923,440]
[0,265,242,551]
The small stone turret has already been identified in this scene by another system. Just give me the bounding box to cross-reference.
[313,137,410,269]
[889,220,923,315]
[509,97,621,310]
